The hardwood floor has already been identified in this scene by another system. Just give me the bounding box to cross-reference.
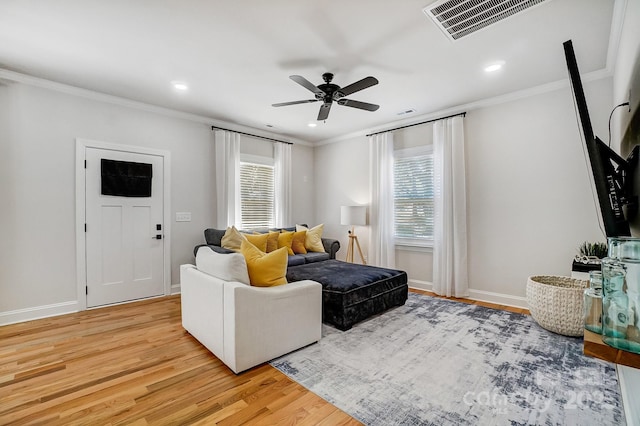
[0,290,526,425]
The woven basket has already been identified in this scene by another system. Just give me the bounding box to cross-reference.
[526,275,588,337]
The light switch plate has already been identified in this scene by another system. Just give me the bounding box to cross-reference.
[176,212,191,222]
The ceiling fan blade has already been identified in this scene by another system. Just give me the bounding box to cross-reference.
[336,76,378,97]
[317,102,332,120]
[337,99,379,111]
[290,75,325,96]
[272,99,318,107]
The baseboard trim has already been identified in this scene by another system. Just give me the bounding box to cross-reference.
[467,289,528,309]
[618,365,640,426]
[171,283,181,295]
[408,280,528,309]
[0,300,79,326]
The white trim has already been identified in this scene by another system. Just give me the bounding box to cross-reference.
[0,68,311,147]
[408,279,433,291]
[240,153,275,167]
[395,145,433,157]
[617,365,640,426]
[396,243,433,252]
[467,289,528,309]
[606,0,628,73]
[0,301,79,326]
[171,283,182,295]
[75,138,172,311]
[409,280,529,309]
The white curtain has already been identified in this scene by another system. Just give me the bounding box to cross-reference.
[214,130,241,228]
[432,116,469,297]
[274,142,292,227]
[369,132,396,268]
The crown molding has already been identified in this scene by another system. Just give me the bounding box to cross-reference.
[0,68,312,147]
[315,67,613,147]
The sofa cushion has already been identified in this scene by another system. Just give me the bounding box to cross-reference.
[302,251,330,263]
[277,231,295,255]
[287,254,307,267]
[297,224,325,253]
[195,246,250,285]
[204,228,226,246]
[266,231,279,253]
[245,232,269,252]
[241,240,288,287]
[291,231,307,254]
[221,226,244,251]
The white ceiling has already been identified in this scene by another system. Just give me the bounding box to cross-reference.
[0,0,618,144]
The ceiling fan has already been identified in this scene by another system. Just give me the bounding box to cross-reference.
[272,73,379,121]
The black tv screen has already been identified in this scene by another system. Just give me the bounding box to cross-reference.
[563,40,631,237]
[101,159,153,197]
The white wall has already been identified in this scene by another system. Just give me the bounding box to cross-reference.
[466,78,612,302]
[614,0,640,152]
[315,77,613,305]
[0,81,313,322]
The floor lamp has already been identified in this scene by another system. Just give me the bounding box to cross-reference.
[341,205,367,265]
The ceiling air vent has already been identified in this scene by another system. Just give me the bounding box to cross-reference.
[423,0,551,41]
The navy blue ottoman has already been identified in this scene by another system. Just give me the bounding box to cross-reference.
[286,260,408,330]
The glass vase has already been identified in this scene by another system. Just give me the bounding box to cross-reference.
[602,237,640,354]
[584,271,603,334]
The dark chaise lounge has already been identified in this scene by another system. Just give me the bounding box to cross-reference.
[286,260,408,331]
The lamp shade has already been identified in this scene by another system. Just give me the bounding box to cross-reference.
[341,205,367,226]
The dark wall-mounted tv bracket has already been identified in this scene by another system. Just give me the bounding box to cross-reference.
[603,141,639,219]
[564,39,638,236]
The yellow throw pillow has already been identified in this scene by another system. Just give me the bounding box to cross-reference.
[240,240,288,287]
[221,226,245,251]
[245,233,269,252]
[277,231,295,255]
[297,224,325,252]
[266,231,279,253]
[291,230,307,254]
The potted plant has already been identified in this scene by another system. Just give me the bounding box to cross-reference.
[572,241,608,274]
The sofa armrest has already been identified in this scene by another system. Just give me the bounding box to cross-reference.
[180,264,225,360]
[223,280,322,373]
[193,244,235,257]
[322,238,341,259]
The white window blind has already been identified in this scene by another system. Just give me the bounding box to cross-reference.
[394,146,434,245]
[240,161,275,229]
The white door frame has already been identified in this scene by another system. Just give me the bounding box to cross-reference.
[75,138,172,311]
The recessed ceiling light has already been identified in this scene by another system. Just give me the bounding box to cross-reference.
[484,62,504,73]
[171,81,188,91]
[308,123,317,128]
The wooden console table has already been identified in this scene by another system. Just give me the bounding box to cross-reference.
[583,330,640,369]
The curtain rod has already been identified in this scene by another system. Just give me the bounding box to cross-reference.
[366,112,467,137]
[211,126,293,145]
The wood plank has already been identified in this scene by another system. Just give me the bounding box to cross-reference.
[0,295,357,425]
[583,329,640,369]
[0,290,529,425]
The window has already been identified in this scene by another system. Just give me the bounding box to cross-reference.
[394,146,434,246]
[240,156,274,230]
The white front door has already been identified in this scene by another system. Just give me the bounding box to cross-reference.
[85,147,164,308]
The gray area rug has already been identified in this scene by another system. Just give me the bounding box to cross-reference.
[271,293,625,425]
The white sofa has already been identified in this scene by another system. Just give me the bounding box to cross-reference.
[180,250,322,374]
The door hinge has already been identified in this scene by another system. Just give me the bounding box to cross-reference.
[85,286,88,295]
[84,223,87,232]
[84,160,87,168]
